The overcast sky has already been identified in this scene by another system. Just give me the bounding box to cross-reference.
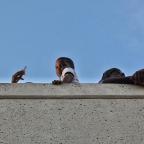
[0,0,144,83]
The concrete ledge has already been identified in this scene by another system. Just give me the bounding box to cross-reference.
[0,83,144,99]
[0,84,144,143]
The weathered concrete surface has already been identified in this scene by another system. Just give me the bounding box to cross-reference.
[0,84,144,144]
[0,83,144,98]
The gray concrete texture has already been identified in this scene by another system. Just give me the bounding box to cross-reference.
[0,83,144,98]
[0,84,144,144]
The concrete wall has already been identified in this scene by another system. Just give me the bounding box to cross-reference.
[0,84,144,144]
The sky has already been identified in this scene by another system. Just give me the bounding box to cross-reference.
[0,0,144,83]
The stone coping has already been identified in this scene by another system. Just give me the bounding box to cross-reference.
[0,83,143,99]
